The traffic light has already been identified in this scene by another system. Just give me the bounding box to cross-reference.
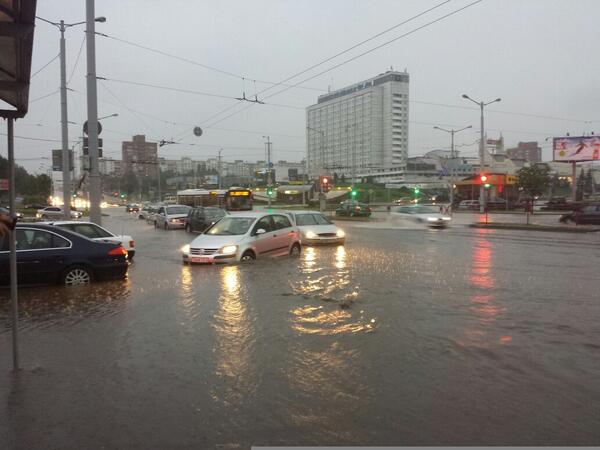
[413,187,420,195]
[480,174,488,183]
[72,193,77,198]
[484,183,491,189]
[120,193,125,199]
[350,187,358,198]
[319,175,332,192]
[266,186,273,197]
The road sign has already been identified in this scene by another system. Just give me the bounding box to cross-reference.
[193,126,203,137]
[0,178,8,191]
[52,149,74,171]
[83,137,103,156]
[83,120,102,136]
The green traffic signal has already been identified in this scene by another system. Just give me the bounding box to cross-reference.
[350,189,357,197]
[414,188,420,194]
[266,187,273,196]
[484,183,491,189]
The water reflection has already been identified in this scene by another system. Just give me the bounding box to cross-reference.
[461,232,509,346]
[290,245,374,335]
[0,280,132,332]
[211,265,256,407]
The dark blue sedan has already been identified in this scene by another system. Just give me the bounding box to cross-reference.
[0,223,129,286]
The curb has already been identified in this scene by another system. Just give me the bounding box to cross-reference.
[469,222,600,233]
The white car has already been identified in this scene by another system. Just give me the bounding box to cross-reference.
[45,220,136,259]
[182,212,301,264]
[36,206,82,220]
[287,211,345,245]
[390,205,451,228]
[154,204,191,230]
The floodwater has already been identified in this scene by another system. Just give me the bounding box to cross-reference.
[1,208,600,449]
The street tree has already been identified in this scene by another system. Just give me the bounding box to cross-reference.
[516,165,550,199]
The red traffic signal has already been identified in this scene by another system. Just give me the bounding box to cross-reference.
[319,175,332,192]
[480,174,488,183]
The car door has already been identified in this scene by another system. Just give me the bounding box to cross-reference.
[250,215,278,256]
[15,228,71,284]
[156,207,165,226]
[271,214,296,252]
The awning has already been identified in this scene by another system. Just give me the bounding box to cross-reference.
[0,0,36,118]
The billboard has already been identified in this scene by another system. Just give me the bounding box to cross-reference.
[553,136,600,162]
[52,149,74,171]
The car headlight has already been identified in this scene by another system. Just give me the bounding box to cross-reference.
[181,244,190,254]
[442,217,452,221]
[427,217,438,222]
[336,229,346,237]
[305,231,318,239]
[220,245,238,255]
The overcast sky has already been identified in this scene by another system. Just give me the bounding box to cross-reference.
[2,0,598,173]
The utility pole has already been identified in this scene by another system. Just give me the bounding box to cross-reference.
[434,125,472,213]
[58,21,71,219]
[218,148,223,190]
[462,95,501,213]
[264,136,272,207]
[156,160,162,202]
[86,0,102,224]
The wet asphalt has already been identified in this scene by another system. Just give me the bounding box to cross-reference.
[1,207,600,449]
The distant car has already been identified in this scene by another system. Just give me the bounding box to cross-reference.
[288,211,345,245]
[36,206,82,220]
[335,201,371,217]
[154,204,191,229]
[126,204,140,213]
[138,204,158,221]
[2,206,23,220]
[181,212,301,264]
[559,203,600,225]
[391,205,451,228]
[0,223,128,286]
[542,198,575,211]
[44,220,136,259]
[185,207,227,233]
[458,200,480,210]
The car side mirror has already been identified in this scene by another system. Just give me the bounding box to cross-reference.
[255,228,266,236]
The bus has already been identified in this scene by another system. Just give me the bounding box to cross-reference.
[176,187,253,211]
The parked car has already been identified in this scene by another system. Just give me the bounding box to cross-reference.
[138,204,158,221]
[36,206,82,220]
[287,211,345,245]
[185,207,228,233]
[335,201,371,217]
[125,204,140,213]
[541,197,576,211]
[181,212,301,264]
[154,204,191,230]
[44,220,136,259]
[0,223,128,286]
[559,203,600,225]
[391,205,451,228]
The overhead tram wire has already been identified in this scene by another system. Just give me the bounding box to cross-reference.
[95,31,326,93]
[67,34,86,85]
[197,0,454,127]
[30,53,60,79]
[202,0,485,129]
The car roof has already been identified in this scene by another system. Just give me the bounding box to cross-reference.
[42,220,97,226]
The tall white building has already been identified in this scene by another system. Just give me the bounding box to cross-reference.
[306,70,409,179]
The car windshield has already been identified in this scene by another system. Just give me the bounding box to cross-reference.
[295,214,317,226]
[205,216,254,235]
[411,206,439,214]
[205,209,226,219]
[166,206,190,215]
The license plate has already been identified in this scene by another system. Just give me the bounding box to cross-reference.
[190,256,212,263]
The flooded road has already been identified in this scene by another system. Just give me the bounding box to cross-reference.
[2,208,600,448]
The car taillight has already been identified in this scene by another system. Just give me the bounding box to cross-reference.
[129,240,135,248]
[108,246,128,256]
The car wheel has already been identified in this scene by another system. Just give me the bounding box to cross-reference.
[62,265,93,286]
[41,214,48,220]
[240,250,256,262]
[290,243,301,256]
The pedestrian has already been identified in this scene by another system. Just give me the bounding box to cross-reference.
[0,209,16,237]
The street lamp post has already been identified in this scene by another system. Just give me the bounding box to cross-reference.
[307,126,326,211]
[36,14,106,219]
[462,94,501,212]
[218,148,223,190]
[263,136,273,208]
[433,125,472,213]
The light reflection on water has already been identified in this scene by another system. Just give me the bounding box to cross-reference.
[290,245,375,335]
[211,265,257,407]
[461,231,510,347]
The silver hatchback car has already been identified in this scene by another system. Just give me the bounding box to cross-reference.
[182,212,301,264]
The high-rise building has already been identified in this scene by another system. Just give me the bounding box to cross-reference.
[306,70,409,179]
[506,141,542,163]
[122,135,158,177]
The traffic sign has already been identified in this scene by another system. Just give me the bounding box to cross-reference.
[0,178,8,191]
[193,126,203,137]
[83,120,102,136]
